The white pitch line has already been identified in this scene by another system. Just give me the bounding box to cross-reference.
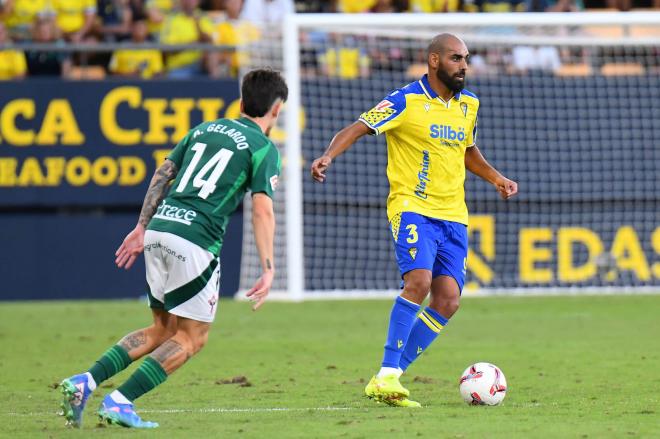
[143,407,355,414]
[7,406,356,417]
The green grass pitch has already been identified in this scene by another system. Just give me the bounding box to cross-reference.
[1,295,658,438]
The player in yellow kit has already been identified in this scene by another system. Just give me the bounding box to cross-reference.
[311,34,518,407]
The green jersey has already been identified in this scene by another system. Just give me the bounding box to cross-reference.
[147,117,280,256]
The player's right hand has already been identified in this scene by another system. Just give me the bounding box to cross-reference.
[115,225,145,270]
[310,155,332,183]
[246,270,274,311]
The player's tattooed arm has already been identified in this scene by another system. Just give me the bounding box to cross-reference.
[138,160,179,228]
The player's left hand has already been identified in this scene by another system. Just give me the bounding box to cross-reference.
[495,177,518,200]
[246,270,274,311]
[310,155,332,183]
[115,225,146,270]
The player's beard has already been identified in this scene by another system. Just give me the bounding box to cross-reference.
[436,68,465,95]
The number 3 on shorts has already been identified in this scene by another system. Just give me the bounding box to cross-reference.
[405,224,418,244]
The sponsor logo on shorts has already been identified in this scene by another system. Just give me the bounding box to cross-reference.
[153,200,197,226]
[144,242,187,262]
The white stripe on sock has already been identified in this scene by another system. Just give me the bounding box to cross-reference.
[110,390,131,405]
[84,372,97,391]
[376,367,403,378]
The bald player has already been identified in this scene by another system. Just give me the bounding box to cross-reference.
[311,34,518,407]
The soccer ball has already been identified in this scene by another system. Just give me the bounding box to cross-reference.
[459,362,507,406]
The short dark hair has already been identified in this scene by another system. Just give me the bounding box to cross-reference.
[241,69,288,118]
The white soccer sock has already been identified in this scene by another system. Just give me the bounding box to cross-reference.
[377,367,403,379]
[109,390,132,405]
[84,372,97,391]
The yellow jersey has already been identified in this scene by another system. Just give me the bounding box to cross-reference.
[359,74,479,225]
[146,0,174,35]
[0,49,27,80]
[3,0,54,37]
[52,0,96,34]
[109,49,163,78]
[338,0,377,12]
[214,20,260,76]
[409,0,461,12]
[160,11,214,70]
[318,47,369,79]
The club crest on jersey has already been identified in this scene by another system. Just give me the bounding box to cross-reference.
[424,103,430,113]
[461,102,468,117]
[409,247,418,260]
[208,295,217,314]
[270,175,279,191]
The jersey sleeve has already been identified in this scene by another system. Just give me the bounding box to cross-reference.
[358,89,407,135]
[250,143,281,199]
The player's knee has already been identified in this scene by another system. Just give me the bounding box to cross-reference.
[404,276,431,298]
[182,327,210,355]
[150,323,177,345]
[431,296,460,318]
[193,331,209,354]
[444,297,460,317]
[150,312,177,343]
[144,325,166,346]
[162,326,177,343]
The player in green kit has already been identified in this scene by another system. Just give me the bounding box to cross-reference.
[58,69,288,429]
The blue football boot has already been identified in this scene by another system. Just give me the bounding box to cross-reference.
[97,394,159,428]
[60,373,94,428]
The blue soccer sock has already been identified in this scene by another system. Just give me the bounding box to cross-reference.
[399,307,449,372]
[380,296,421,370]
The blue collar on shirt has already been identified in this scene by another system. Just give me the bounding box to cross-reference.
[420,74,462,101]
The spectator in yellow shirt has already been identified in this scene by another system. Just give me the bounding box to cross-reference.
[464,0,525,12]
[52,0,97,42]
[409,0,461,12]
[0,0,55,41]
[109,20,163,78]
[160,0,215,78]
[318,34,369,80]
[0,22,27,80]
[338,0,376,12]
[146,0,175,38]
[213,0,260,77]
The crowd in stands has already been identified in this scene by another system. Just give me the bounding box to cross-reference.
[0,0,657,80]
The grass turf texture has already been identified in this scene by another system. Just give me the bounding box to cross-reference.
[0,295,658,438]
